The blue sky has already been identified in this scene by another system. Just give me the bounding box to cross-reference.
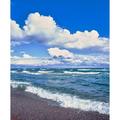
[11,0,109,67]
[11,0,109,37]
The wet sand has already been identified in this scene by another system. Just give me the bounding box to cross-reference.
[11,88,109,120]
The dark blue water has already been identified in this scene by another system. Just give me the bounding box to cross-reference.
[11,67,109,103]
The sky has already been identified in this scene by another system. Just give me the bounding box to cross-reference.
[11,0,109,67]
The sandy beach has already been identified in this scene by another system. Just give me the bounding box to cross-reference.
[11,88,109,120]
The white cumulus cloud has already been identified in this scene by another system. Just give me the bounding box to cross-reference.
[11,12,109,50]
[23,12,57,38]
[11,20,24,39]
[22,53,33,59]
[48,47,74,58]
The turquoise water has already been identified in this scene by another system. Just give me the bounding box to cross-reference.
[11,67,109,114]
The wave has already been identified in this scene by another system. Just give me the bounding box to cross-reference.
[11,81,31,88]
[77,68,109,72]
[11,70,100,75]
[11,70,102,76]
[77,68,94,71]
[11,81,109,114]
[11,70,53,75]
[64,71,100,75]
[22,70,41,75]
[25,86,109,114]
[11,71,17,73]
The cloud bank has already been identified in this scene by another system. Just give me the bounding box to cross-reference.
[11,51,109,67]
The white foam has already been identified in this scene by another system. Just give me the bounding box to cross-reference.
[77,69,93,71]
[64,71,100,75]
[11,70,100,75]
[11,81,31,88]
[37,70,52,74]
[21,70,52,75]
[25,85,109,114]
[11,80,109,114]
[11,70,17,73]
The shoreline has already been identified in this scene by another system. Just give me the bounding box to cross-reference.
[11,88,109,120]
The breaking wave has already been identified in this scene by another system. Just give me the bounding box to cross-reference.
[11,81,109,114]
